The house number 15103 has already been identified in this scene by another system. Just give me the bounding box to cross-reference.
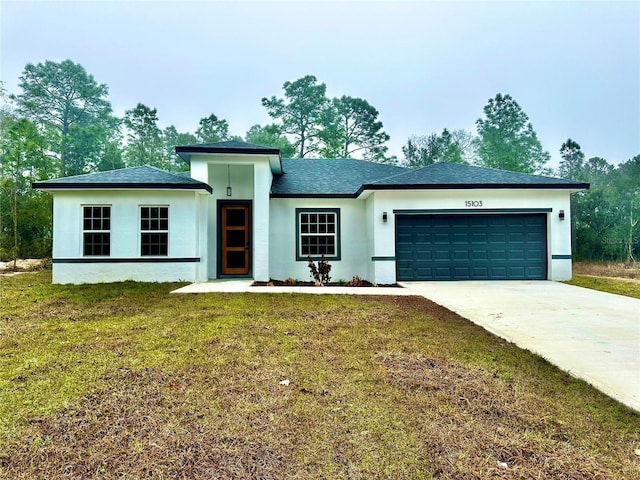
[465,200,483,207]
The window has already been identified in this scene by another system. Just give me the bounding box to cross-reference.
[83,206,110,256]
[141,206,168,256]
[296,208,340,260]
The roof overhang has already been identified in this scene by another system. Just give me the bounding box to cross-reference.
[32,182,213,194]
[176,145,283,174]
[270,193,356,199]
[358,182,590,195]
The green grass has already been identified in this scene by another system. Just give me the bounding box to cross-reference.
[565,274,640,299]
[1,271,639,479]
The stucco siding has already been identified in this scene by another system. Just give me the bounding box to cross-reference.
[367,189,573,283]
[253,162,272,281]
[51,190,206,284]
[269,198,369,282]
[190,154,273,280]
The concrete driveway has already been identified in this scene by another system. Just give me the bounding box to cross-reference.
[399,281,640,412]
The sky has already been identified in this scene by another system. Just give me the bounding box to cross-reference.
[1,0,639,168]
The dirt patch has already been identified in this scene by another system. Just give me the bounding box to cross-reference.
[0,258,48,275]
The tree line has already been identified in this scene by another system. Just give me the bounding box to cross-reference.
[0,59,638,263]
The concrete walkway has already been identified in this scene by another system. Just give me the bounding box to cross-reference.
[400,281,640,412]
[172,279,640,412]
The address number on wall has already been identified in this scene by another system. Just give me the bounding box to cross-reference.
[464,200,483,207]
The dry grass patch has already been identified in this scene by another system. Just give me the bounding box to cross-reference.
[568,261,640,297]
[4,367,285,479]
[565,275,640,299]
[1,271,639,479]
[573,260,640,279]
[379,354,610,479]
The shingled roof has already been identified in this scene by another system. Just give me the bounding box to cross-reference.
[271,159,408,197]
[175,140,284,174]
[271,160,588,197]
[32,159,589,198]
[32,165,213,193]
[361,163,590,191]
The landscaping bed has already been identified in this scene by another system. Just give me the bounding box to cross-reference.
[252,278,399,287]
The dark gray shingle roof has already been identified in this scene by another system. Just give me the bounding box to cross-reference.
[271,160,588,197]
[32,165,213,193]
[364,162,590,191]
[271,159,408,197]
[175,141,283,172]
[179,140,278,151]
[176,140,280,160]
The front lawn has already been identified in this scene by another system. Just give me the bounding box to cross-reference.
[1,271,638,479]
[565,274,640,299]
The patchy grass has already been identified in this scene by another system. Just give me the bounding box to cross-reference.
[570,261,640,298]
[565,274,640,299]
[1,271,639,479]
[573,260,640,279]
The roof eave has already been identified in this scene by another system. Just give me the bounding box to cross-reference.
[32,182,213,194]
[176,150,191,165]
[360,182,590,192]
[270,193,357,199]
[175,145,281,156]
[175,146,283,174]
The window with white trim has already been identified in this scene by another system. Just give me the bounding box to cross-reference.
[140,206,168,256]
[296,208,340,260]
[83,206,111,256]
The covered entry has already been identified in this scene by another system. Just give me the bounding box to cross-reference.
[395,212,547,280]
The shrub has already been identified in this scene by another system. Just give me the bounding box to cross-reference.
[346,275,364,287]
[307,254,331,285]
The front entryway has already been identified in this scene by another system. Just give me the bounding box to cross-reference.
[219,203,251,276]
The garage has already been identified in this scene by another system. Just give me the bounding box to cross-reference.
[396,213,547,280]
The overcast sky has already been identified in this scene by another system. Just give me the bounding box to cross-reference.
[1,0,639,167]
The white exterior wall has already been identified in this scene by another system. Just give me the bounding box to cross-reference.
[364,194,377,282]
[51,189,207,284]
[189,154,272,280]
[253,161,272,281]
[269,198,369,282]
[366,188,574,283]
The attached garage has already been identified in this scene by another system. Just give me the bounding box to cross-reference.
[396,212,548,280]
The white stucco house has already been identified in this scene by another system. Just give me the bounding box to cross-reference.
[33,141,589,285]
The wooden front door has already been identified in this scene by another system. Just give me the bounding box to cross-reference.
[221,204,250,275]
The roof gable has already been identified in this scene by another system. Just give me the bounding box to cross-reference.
[32,165,213,193]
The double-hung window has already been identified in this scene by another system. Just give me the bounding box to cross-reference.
[140,206,168,256]
[83,206,111,256]
[296,208,340,260]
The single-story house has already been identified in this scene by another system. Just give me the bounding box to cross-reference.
[33,141,589,284]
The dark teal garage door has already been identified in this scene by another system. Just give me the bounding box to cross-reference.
[396,214,547,280]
